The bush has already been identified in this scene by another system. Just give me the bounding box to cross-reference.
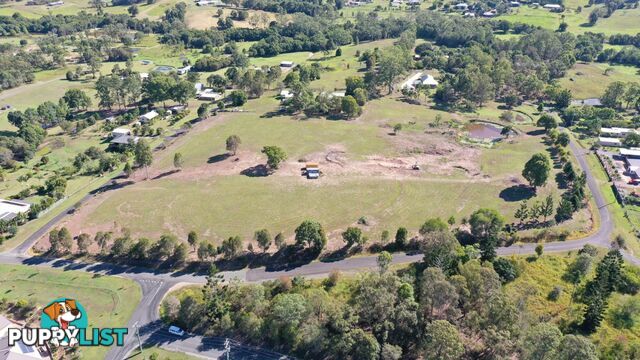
[493,258,519,283]
[548,286,563,301]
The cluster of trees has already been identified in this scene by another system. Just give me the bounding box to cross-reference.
[163,232,618,360]
[72,146,122,175]
[242,0,338,16]
[513,195,555,228]
[600,81,640,111]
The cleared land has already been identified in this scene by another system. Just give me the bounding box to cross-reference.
[0,264,141,359]
[559,63,639,100]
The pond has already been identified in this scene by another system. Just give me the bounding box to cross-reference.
[140,59,153,65]
[465,122,504,141]
[152,65,176,73]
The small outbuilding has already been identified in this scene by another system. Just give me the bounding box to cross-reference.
[280,61,294,68]
[305,163,320,179]
[139,110,159,123]
[599,137,622,147]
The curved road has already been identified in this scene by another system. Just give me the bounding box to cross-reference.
[0,139,637,359]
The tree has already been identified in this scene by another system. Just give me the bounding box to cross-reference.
[77,233,92,254]
[514,201,529,225]
[128,4,139,17]
[377,251,392,274]
[555,335,598,360]
[537,113,558,131]
[393,123,402,135]
[601,81,626,109]
[522,153,551,190]
[623,132,640,148]
[261,146,287,169]
[556,132,570,147]
[172,243,188,266]
[535,244,544,257]
[335,48,342,57]
[229,90,247,106]
[341,95,361,119]
[134,139,153,179]
[377,47,411,94]
[62,89,91,112]
[419,218,448,235]
[493,258,518,283]
[274,232,285,250]
[395,227,408,247]
[353,88,367,106]
[173,152,184,171]
[342,227,363,247]
[469,208,504,261]
[254,229,271,252]
[564,253,593,283]
[225,135,241,156]
[187,231,198,251]
[420,230,459,272]
[221,236,243,258]
[422,320,464,360]
[541,195,554,223]
[294,220,326,251]
[123,162,133,178]
[520,323,562,360]
[152,234,177,259]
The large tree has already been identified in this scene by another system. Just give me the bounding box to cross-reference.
[261,146,287,169]
[469,208,504,261]
[422,320,464,360]
[522,153,551,190]
[294,220,326,251]
[134,139,153,179]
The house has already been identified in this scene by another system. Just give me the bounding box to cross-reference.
[599,137,622,147]
[0,315,51,360]
[139,110,159,123]
[305,163,320,179]
[600,127,637,138]
[401,72,438,90]
[279,89,294,100]
[621,149,640,178]
[47,1,63,6]
[280,61,294,68]
[194,82,204,94]
[197,90,224,101]
[543,3,562,11]
[330,91,346,98]
[463,11,476,17]
[110,134,139,146]
[454,2,469,10]
[111,128,131,138]
[509,1,521,6]
[390,0,403,7]
[482,9,497,17]
[139,72,149,80]
[169,105,186,114]
[407,0,421,5]
[571,98,602,107]
[177,66,191,75]
[104,116,116,123]
[0,199,30,221]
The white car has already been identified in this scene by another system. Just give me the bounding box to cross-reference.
[168,325,185,336]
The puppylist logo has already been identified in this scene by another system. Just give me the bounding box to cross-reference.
[7,298,128,347]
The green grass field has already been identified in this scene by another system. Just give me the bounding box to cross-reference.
[0,264,141,359]
[559,63,639,100]
[500,1,640,35]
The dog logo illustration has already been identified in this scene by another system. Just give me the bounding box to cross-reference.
[40,298,88,346]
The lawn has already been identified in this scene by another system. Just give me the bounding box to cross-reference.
[0,264,141,360]
[504,252,640,354]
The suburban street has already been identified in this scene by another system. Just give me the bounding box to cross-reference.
[0,139,637,359]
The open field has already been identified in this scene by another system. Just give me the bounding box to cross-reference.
[505,252,640,353]
[500,0,640,35]
[0,264,141,359]
[559,63,639,100]
[52,84,592,249]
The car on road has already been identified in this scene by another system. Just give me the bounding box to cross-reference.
[168,325,185,336]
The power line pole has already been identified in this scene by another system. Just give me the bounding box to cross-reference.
[135,323,143,354]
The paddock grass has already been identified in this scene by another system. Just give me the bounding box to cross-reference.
[559,63,639,100]
[504,252,640,354]
[499,2,640,35]
[0,264,141,360]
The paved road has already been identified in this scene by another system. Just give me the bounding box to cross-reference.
[1,139,637,359]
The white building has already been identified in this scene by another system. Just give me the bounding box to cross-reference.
[177,66,191,75]
[279,89,294,99]
[600,127,637,138]
[0,199,30,221]
[47,1,63,6]
[599,137,622,147]
[454,2,469,10]
[197,90,224,101]
[139,110,159,123]
[402,72,439,90]
[543,3,562,11]
[111,128,131,138]
[0,315,50,360]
